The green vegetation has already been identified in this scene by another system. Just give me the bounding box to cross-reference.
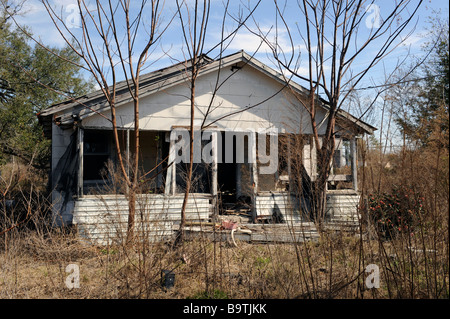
[0,8,93,169]
[189,289,229,299]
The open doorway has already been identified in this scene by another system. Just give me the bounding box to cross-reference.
[217,131,252,214]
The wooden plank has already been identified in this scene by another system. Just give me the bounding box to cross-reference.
[327,174,352,182]
[78,193,212,200]
[76,197,211,204]
[74,213,211,222]
[74,206,212,214]
[75,197,211,207]
[74,207,211,215]
[73,192,212,245]
[76,200,211,207]
[255,193,301,221]
[77,223,173,233]
[251,232,318,243]
[74,213,210,220]
[74,205,212,213]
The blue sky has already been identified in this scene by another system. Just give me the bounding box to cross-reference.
[7,0,449,137]
[10,1,447,67]
[12,1,447,70]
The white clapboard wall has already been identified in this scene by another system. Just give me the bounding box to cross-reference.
[255,193,304,223]
[325,192,361,231]
[255,191,361,232]
[73,194,212,245]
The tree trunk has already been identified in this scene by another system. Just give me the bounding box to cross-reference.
[127,187,136,244]
[127,95,140,245]
[312,135,336,231]
[177,69,197,244]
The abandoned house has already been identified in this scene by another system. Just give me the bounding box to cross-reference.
[37,51,376,244]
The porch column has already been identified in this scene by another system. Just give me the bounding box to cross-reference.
[350,136,358,192]
[165,131,176,195]
[77,126,84,197]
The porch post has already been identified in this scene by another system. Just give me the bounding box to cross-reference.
[165,131,176,195]
[77,126,84,197]
[350,136,358,192]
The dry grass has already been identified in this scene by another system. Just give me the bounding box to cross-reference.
[1,224,447,299]
[1,144,448,299]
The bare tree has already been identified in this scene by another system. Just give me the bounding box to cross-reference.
[8,0,263,245]
[172,0,261,243]
[252,0,423,227]
[173,0,211,243]
[35,0,171,243]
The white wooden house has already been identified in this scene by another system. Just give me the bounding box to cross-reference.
[38,51,375,244]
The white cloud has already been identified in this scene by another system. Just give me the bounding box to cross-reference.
[224,26,299,57]
[400,32,425,49]
[226,31,271,53]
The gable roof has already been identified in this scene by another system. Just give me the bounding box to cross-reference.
[38,50,376,137]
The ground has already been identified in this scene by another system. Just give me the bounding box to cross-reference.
[2,226,447,299]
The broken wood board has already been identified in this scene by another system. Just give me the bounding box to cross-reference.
[183,222,320,244]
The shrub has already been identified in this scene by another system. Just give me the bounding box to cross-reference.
[368,185,423,239]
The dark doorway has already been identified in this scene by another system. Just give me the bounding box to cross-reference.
[217,131,252,208]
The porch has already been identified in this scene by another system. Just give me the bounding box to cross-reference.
[71,127,361,245]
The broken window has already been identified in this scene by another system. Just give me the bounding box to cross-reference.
[329,136,354,190]
[83,130,112,181]
[174,129,212,194]
[257,133,277,192]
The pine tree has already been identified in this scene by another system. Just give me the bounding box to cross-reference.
[399,16,449,149]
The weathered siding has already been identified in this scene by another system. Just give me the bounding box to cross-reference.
[73,194,212,245]
[325,192,361,231]
[81,66,329,134]
[255,192,304,223]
